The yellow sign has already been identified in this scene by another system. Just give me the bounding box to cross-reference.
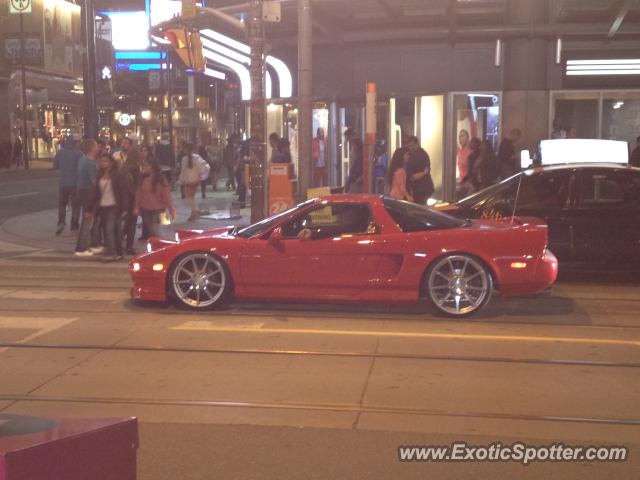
[182,0,197,18]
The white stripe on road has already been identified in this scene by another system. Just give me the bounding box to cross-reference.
[0,290,127,301]
[0,316,78,353]
[0,192,40,200]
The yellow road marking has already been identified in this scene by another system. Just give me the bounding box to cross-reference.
[172,325,640,348]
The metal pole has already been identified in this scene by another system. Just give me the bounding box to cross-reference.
[82,0,98,139]
[297,0,312,198]
[19,12,29,169]
[248,0,266,222]
[167,51,174,151]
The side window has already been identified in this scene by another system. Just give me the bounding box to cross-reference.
[620,174,640,208]
[281,204,373,240]
[478,173,572,219]
[581,172,625,207]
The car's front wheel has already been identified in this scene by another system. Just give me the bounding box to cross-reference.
[169,252,231,309]
[424,254,493,317]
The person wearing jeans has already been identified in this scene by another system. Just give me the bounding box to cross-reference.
[95,154,124,261]
[74,140,100,256]
[134,156,176,240]
[53,136,81,235]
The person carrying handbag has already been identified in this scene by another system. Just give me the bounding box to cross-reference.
[178,143,210,221]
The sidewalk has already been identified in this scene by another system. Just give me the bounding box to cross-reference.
[0,184,251,254]
[0,158,54,174]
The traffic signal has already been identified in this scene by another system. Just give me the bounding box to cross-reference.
[164,28,205,72]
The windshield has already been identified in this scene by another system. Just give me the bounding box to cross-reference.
[235,200,315,238]
[383,197,467,232]
[456,172,523,208]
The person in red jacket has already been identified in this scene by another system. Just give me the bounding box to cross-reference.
[134,156,176,240]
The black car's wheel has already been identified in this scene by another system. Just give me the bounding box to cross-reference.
[169,252,232,309]
[424,254,493,317]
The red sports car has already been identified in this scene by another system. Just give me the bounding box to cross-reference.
[130,195,558,317]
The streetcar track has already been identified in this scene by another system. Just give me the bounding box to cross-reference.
[0,305,639,330]
[0,342,638,368]
[0,393,637,427]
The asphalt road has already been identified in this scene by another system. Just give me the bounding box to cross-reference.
[0,244,638,479]
[0,169,59,224]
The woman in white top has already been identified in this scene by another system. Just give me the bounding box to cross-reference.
[94,154,124,261]
[178,143,209,221]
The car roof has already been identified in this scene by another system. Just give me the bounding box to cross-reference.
[524,163,640,174]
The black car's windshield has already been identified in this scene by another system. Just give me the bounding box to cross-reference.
[456,172,523,208]
[235,200,315,238]
[383,198,467,232]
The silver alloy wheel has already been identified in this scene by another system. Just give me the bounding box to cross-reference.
[427,255,491,316]
[171,253,227,308]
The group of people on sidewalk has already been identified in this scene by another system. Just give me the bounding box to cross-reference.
[54,135,210,261]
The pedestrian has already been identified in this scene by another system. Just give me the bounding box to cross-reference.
[272,138,292,164]
[223,136,237,191]
[470,140,498,191]
[53,135,82,235]
[344,128,363,193]
[459,137,481,197]
[312,127,328,187]
[373,141,388,194]
[112,137,132,169]
[456,129,472,185]
[74,139,100,257]
[630,136,640,168]
[155,133,176,171]
[134,157,176,240]
[234,139,250,207]
[120,148,142,255]
[386,148,413,202]
[12,134,23,168]
[269,132,280,163]
[140,144,152,163]
[94,153,124,262]
[498,128,522,179]
[178,143,209,221]
[198,145,212,198]
[405,136,434,205]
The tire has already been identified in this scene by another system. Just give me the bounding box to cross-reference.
[423,254,493,317]
[168,252,232,310]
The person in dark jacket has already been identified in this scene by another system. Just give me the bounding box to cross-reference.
[54,136,82,235]
[405,136,434,205]
[498,129,522,179]
[120,148,142,255]
[94,154,124,261]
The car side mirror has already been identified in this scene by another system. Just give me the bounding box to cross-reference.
[269,227,283,246]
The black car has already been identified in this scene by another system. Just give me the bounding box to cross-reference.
[440,164,640,267]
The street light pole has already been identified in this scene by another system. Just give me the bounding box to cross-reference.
[19,12,29,169]
[248,0,266,222]
[82,0,98,139]
[297,0,312,198]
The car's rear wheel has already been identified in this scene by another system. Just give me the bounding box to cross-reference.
[169,252,231,309]
[424,254,493,317]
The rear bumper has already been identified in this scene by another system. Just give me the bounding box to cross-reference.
[498,249,558,296]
